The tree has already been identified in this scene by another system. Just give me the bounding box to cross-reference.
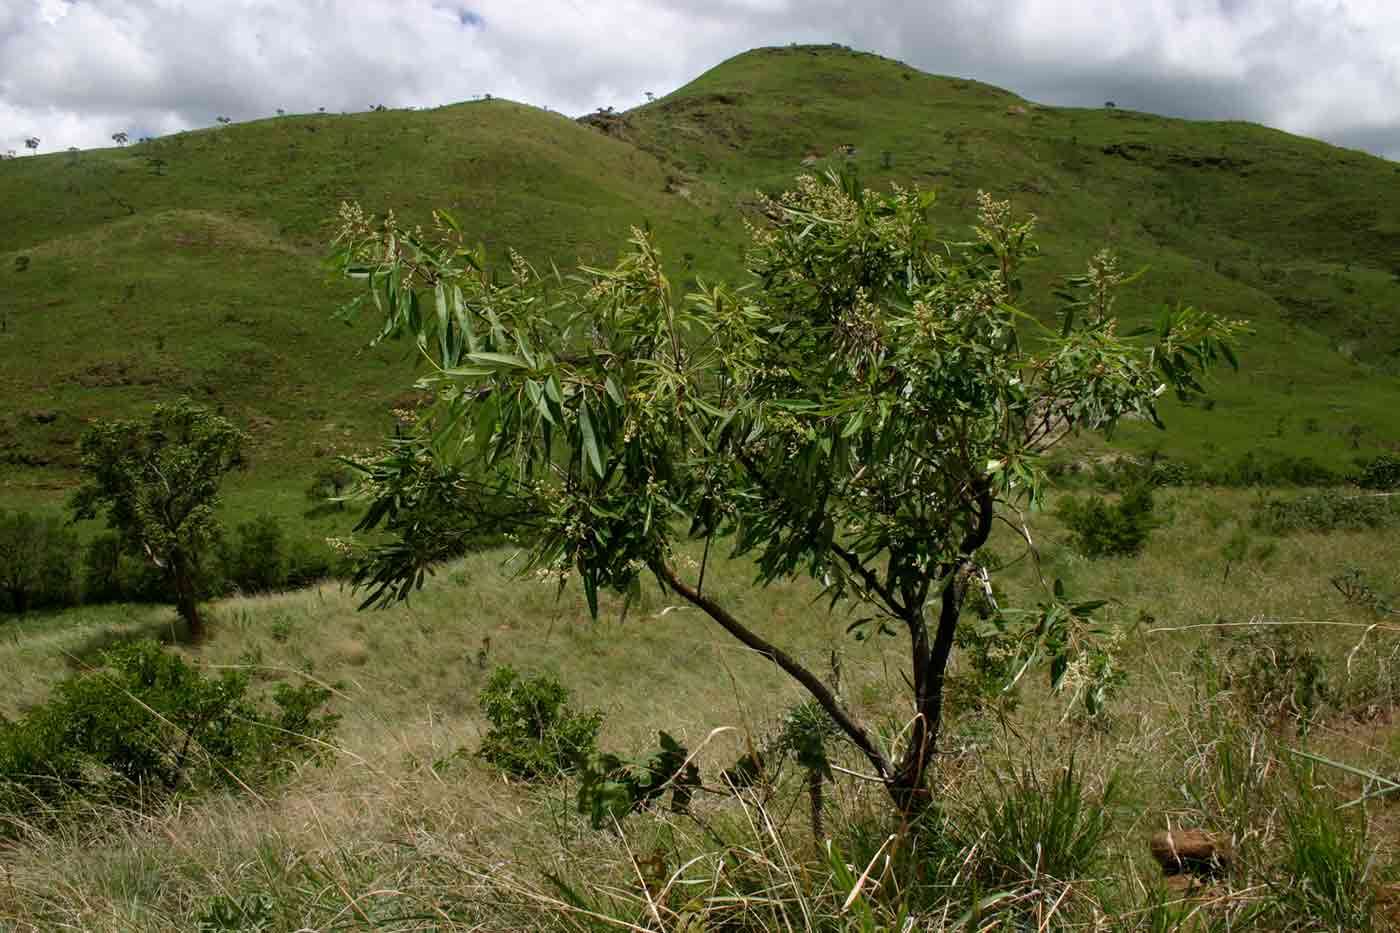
[216,116,231,126]
[111,131,128,146]
[71,400,246,640]
[23,136,39,154]
[0,510,77,614]
[330,173,1241,814]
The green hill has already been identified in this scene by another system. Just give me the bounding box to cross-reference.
[3,43,1398,516]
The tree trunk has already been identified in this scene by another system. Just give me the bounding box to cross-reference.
[808,769,825,840]
[170,553,204,641]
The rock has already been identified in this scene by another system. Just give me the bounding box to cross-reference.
[1149,829,1231,877]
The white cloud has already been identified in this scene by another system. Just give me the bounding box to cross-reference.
[0,0,1397,158]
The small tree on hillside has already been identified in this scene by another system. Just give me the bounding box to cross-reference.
[71,400,246,639]
[111,131,128,146]
[24,136,39,154]
[330,172,1241,814]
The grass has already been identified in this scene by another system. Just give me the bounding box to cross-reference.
[4,487,1400,928]
[2,44,1399,531]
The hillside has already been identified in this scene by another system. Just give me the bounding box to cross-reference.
[3,44,1399,516]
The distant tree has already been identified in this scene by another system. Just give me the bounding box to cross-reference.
[331,172,1242,815]
[0,510,77,614]
[23,136,39,154]
[318,106,326,113]
[3,150,15,159]
[216,116,232,126]
[644,91,655,103]
[1104,101,1117,109]
[111,131,128,146]
[276,108,285,116]
[71,400,246,640]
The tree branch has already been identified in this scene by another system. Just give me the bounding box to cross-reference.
[652,559,892,782]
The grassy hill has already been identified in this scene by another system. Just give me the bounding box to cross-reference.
[3,43,1399,520]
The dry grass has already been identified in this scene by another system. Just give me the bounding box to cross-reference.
[3,487,1400,929]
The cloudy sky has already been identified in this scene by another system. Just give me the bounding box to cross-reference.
[2,0,1398,159]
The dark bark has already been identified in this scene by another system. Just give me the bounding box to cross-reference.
[808,769,825,840]
[170,551,204,641]
[654,560,892,783]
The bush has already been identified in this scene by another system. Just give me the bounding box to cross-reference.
[220,514,289,594]
[82,532,174,605]
[1056,485,1158,557]
[1252,490,1400,534]
[0,509,78,613]
[576,730,700,829]
[1355,454,1400,491]
[0,639,338,826]
[476,666,602,781]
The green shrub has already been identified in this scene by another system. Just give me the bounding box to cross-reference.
[0,509,78,613]
[220,514,289,593]
[1056,485,1158,557]
[81,532,165,604]
[1252,490,1400,534]
[1217,627,1330,732]
[1355,454,1400,491]
[575,730,699,829]
[0,640,338,827]
[476,666,601,781]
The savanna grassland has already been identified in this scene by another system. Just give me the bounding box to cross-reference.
[4,43,1400,931]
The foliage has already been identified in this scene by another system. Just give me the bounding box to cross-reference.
[476,666,602,781]
[71,399,246,638]
[82,532,165,604]
[0,509,77,614]
[575,730,700,830]
[332,169,1238,812]
[1251,489,1400,535]
[1355,454,1400,491]
[219,514,290,594]
[1209,626,1331,732]
[0,639,338,826]
[1056,484,1159,557]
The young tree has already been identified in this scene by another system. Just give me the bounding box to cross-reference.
[0,510,77,614]
[331,173,1241,814]
[71,400,246,639]
[23,136,39,154]
[111,131,128,145]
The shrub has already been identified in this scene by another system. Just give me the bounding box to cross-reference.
[1252,490,1400,534]
[476,666,601,781]
[81,532,170,604]
[576,730,699,829]
[0,509,78,613]
[1056,485,1158,557]
[0,640,338,826]
[220,514,289,594]
[1218,626,1330,731]
[1355,454,1400,491]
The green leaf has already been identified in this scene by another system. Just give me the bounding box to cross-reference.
[578,402,604,478]
[466,352,529,370]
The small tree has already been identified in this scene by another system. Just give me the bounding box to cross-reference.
[111,131,128,146]
[71,400,246,639]
[23,136,39,154]
[0,510,77,614]
[331,173,1240,814]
